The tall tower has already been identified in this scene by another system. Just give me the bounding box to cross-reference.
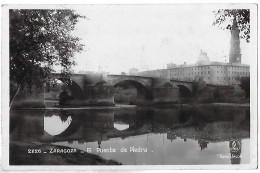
[229,17,241,64]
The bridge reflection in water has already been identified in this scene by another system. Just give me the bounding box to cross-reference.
[10,106,250,165]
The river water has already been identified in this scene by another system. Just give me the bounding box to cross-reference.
[10,105,250,165]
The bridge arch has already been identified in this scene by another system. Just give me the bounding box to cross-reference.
[177,84,192,98]
[113,79,153,100]
[52,78,84,99]
[111,76,151,89]
[49,73,84,99]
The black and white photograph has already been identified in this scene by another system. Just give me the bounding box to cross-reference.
[1,2,258,171]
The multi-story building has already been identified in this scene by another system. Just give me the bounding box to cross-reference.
[166,61,249,85]
[138,18,250,86]
[139,59,249,85]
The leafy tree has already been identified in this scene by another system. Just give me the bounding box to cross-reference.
[213,9,250,42]
[9,9,85,104]
[240,76,250,98]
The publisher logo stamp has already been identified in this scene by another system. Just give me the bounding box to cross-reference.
[229,139,241,152]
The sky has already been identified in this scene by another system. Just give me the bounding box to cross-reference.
[68,5,253,74]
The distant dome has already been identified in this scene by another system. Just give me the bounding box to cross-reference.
[196,50,210,65]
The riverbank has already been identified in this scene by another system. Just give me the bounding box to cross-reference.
[10,142,122,165]
[10,102,250,110]
[143,102,250,109]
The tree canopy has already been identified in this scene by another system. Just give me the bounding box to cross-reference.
[213,9,250,43]
[9,9,85,92]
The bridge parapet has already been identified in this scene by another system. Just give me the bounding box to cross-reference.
[105,75,153,88]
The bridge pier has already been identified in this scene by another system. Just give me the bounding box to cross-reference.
[151,87,179,104]
[61,85,115,106]
[135,86,179,105]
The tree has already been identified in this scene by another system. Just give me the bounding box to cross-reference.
[213,9,250,42]
[9,9,85,104]
[240,76,250,98]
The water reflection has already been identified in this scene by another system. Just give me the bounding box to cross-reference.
[44,112,72,136]
[114,122,130,131]
[10,105,250,165]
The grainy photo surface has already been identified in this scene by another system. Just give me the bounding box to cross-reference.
[3,4,257,169]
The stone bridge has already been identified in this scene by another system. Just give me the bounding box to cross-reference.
[11,73,207,108]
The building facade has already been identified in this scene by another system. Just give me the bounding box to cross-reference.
[139,61,249,85]
[138,17,249,86]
